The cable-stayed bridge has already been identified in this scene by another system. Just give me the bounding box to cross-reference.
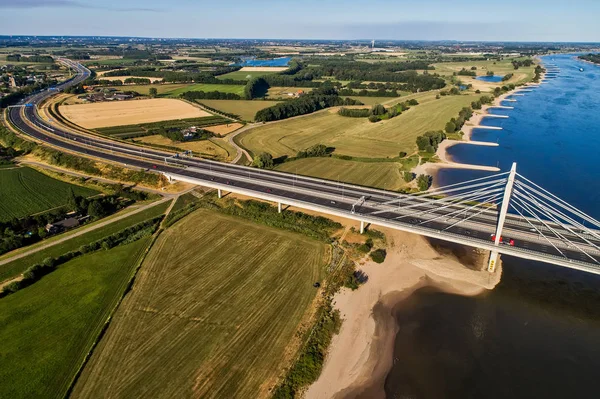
[6,59,600,275]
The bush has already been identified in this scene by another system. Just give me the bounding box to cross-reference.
[253,152,274,169]
[403,171,415,182]
[368,115,380,123]
[417,174,432,191]
[370,248,387,263]
[357,238,373,253]
[398,151,407,158]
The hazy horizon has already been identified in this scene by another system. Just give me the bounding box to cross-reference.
[1,0,600,42]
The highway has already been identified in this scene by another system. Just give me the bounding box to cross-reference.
[6,59,600,274]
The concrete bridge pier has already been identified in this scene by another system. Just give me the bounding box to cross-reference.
[217,189,222,199]
[360,220,365,234]
[488,251,499,273]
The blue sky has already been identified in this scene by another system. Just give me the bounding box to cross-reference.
[1,0,599,42]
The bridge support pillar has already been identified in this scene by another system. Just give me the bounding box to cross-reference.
[278,202,282,213]
[487,251,499,273]
[217,189,222,199]
[360,220,365,234]
[488,162,517,273]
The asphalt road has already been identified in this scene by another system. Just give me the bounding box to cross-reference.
[7,59,600,272]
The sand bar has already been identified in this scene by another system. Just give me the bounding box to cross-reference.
[239,66,288,72]
[306,228,500,399]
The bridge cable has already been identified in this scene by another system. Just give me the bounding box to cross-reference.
[516,174,600,230]
[512,189,600,262]
[512,193,599,264]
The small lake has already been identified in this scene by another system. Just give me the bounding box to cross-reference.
[236,57,291,67]
[475,75,504,83]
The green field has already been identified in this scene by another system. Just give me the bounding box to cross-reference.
[82,58,145,66]
[432,58,536,84]
[277,157,407,190]
[0,200,170,282]
[73,209,327,399]
[217,70,282,80]
[103,83,190,96]
[239,92,478,158]
[0,238,152,399]
[199,99,282,121]
[346,96,401,105]
[0,167,99,222]
[101,83,246,97]
[165,83,246,97]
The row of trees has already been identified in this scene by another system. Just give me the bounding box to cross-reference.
[6,54,54,63]
[154,127,215,142]
[180,90,241,101]
[244,77,269,99]
[579,54,600,64]
[0,217,161,298]
[445,107,474,134]
[339,99,418,123]
[0,189,127,257]
[471,95,494,110]
[100,67,246,85]
[457,68,476,76]
[416,131,446,153]
[512,59,534,69]
[338,88,401,97]
[296,144,329,158]
[254,87,362,122]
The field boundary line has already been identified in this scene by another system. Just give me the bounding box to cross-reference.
[64,201,172,398]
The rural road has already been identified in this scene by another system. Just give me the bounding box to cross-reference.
[227,125,255,164]
[0,197,171,271]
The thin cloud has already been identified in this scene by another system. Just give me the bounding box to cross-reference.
[0,0,161,11]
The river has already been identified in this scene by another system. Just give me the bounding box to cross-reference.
[384,54,600,398]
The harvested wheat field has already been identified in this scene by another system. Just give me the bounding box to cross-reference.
[60,99,211,129]
[204,122,243,135]
[72,209,326,399]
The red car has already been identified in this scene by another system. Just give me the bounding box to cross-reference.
[490,234,515,246]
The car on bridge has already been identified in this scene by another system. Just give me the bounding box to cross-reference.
[490,234,515,246]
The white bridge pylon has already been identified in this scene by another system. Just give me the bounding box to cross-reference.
[488,162,517,272]
[362,161,600,274]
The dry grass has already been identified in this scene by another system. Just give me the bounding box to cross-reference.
[239,66,289,72]
[239,92,478,158]
[60,98,212,128]
[276,157,406,190]
[199,99,282,121]
[72,209,326,399]
[134,134,232,161]
[204,122,244,135]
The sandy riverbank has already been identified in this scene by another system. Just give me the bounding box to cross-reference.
[305,228,501,399]
[416,81,543,184]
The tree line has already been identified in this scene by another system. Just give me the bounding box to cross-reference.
[0,217,161,298]
[180,90,241,101]
[254,87,362,122]
[6,54,54,63]
[579,54,600,64]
